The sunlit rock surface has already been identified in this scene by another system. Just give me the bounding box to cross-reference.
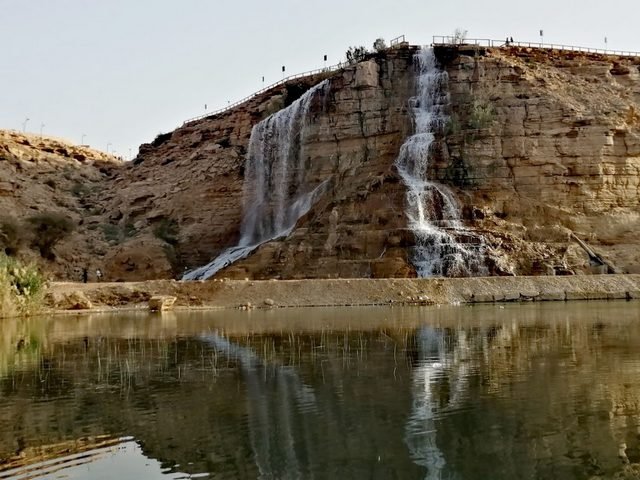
[2,45,639,280]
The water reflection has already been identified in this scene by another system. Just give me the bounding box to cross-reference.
[201,333,317,479]
[0,302,639,479]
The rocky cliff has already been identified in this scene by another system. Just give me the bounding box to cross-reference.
[0,131,122,279]
[101,48,421,280]
[433,45,640,275]
[2,44,639,280]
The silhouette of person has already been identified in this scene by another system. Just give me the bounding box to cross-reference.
[82,268,88,283]
[510,36,514,44]
[96,268,103,282]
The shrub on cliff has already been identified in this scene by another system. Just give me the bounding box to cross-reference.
[27,213,74,260]
[0,217,23,255]
[373,38,387,52]
[0,254,45,317]
[153,218,179,246]
[151,131,172,147]
[345,46,368,65]
[468,99,495,130]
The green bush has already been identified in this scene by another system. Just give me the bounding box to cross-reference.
[345,46,368,65]
[0,254,45,317]
[373,38,387,52]
[151,132,172,147]
[153,218,179,245]
[468,99,495,130]
[27,213,74,260]
[444,114,462,135]
[71,182,91,197]
[101,222,136,244]
[0,217,22,255]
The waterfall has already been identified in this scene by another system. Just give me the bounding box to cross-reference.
[395,48,485,277]
[184,80,329,280]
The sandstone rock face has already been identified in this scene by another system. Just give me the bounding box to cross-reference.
[0,130,123,279]
[102,235,175,281]
[99,46,640,279]
[103,49,420,280]
[433,46,640,274]
[3,46,639,280]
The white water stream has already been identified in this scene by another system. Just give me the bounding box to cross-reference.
[395,48,485,277]
[184,81,329,280]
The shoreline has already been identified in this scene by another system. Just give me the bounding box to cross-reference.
[43,274,640,314]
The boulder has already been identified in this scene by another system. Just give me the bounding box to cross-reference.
[49,290,93,310]
[148,295,176,312]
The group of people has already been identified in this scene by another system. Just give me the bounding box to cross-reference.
[505,36,515,46]
[81,268,103,283]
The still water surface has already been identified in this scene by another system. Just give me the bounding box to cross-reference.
[1,301,640,479]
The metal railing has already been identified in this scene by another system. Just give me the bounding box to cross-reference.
[180,35,639,128]
[182,62,346,125]
[390,35,406,47]
[182,33,410,126]
[432,35,640,58]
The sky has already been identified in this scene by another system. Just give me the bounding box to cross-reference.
[2,0,639,159]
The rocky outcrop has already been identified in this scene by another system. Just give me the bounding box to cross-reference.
[0,131,122,278]
[148,45,639,279]
[433,46,640,274]
[102,49,421,280]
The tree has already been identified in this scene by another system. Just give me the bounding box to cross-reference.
[453,28,468,45]
[0,217,22,256]
[27,213,74,260]
[373,38,387,52]
[345,46,368,65]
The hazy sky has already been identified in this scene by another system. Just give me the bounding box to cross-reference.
[2,0,639,158]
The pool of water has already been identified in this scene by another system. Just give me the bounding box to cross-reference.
[1,301,640,479]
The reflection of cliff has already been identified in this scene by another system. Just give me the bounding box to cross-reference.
[1,304,640,479]
[0,325,422,478]
[403,312,640,480]
[201,333,317,479]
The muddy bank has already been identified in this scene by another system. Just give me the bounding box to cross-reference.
[45,275,640,313]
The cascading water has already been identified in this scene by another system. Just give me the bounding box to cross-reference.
[183,80,329,280]
[395,48,486,277]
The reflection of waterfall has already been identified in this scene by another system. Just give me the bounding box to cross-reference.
[395,48,486,277]
[184,81,330,280]
[405,327,448,479]
[404,327,476,480]
[201,333,317,479]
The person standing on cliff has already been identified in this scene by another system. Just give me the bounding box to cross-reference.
[82,268,88,283]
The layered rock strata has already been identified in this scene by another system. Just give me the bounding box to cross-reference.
[0,131,122,278]
[4,44,639,280]
[433,46,640,274]
[103,48,422,280]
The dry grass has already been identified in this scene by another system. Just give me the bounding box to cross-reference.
[0,254,46,318]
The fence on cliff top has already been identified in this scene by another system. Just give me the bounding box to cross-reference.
[182,36,640,127]
[432,35,640,58]
[182,61,345,125]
